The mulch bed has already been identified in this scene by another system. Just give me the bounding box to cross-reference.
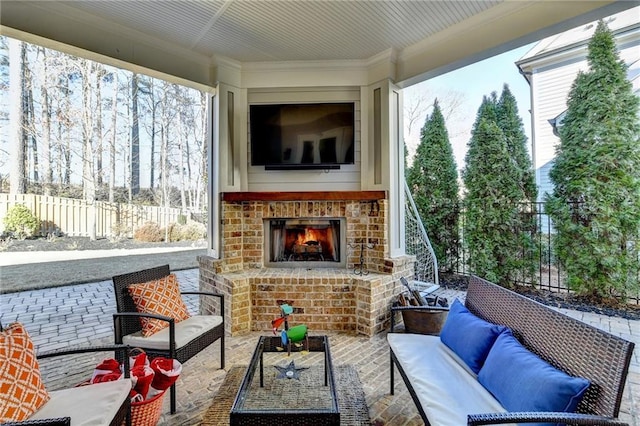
[440,273,640,321]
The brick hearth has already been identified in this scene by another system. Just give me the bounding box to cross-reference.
[198,192,414,336]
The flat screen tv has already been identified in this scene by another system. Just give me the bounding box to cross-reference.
[250,103,355,170]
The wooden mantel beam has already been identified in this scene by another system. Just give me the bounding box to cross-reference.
[221,191,387,202]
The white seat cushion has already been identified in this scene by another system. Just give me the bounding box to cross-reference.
[388,333,511,426]
[123,315,223,351]
[29,380,131,426]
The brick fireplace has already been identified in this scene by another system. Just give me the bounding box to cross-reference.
[198,191,414,336]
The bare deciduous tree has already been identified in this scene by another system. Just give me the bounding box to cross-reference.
[9,38,26,194]
[130,73,140,197]
[404,85,466,165]
[23,45,38,185]
[2,35,209,219]
[81,59,97,239]
[95,63,106,187]
[39,46,53,195]
[109,70,119,203]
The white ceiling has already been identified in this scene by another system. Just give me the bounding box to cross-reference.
[52,0,502,63]
[1,1,636,87]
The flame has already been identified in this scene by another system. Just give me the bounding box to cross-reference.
[296,228,319,245]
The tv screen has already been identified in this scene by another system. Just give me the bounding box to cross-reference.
[250,103,355,169]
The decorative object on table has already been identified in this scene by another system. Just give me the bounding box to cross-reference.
[274,360,309,380]
[349,240,374,275]
[88,349,182,426]
[271,303,308,356]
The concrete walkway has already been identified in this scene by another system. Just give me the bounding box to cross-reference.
[0,246,207,266]
[0,247,206,293]
[0,269,638,425]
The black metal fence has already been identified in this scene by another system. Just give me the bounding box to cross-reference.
[448,201,640,305]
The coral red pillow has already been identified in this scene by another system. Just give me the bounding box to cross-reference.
[128,273,191,337]
[0,322,50,422]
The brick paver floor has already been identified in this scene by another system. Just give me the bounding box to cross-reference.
[1,270,638,425]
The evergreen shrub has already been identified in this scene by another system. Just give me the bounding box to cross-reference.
[3,204,40,239]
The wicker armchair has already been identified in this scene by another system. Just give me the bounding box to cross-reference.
[111,265,225,415]
[1,341,131,426]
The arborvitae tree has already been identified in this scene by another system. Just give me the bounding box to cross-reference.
[471,92,498,134]
[496,84,539,281]
[545,20,640,299]
[496,84,537,202]
[407,100,459,272]
[463,95,531,285]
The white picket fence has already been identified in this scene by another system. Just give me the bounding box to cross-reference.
[0,194,184,238]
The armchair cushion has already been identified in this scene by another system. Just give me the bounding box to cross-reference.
[128,273,191,336]
[478,330,590,419]
[0,323,50,422]
[122,315,223,350]
[29,380,131,424]
[439,300,507,374]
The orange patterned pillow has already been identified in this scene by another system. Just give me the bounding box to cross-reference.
[128,273,191,337]
[0,322,50,422]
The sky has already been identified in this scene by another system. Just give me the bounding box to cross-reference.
[403,43,535,172]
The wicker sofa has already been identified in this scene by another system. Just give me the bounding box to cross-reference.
[388,275,635,426]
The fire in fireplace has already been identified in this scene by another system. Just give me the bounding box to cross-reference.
[265,218,346,268]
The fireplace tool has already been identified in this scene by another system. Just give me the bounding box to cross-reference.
[350,241,374,275]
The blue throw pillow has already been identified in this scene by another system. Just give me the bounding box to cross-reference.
[439,299,507,373]
[478,330,590,424]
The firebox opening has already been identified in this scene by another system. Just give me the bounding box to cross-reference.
[265,218,346,268]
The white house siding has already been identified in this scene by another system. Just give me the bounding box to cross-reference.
[531,58,587,201]
[246,87,362,192]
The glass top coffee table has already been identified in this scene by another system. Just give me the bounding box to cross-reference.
[230,335,340,425]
